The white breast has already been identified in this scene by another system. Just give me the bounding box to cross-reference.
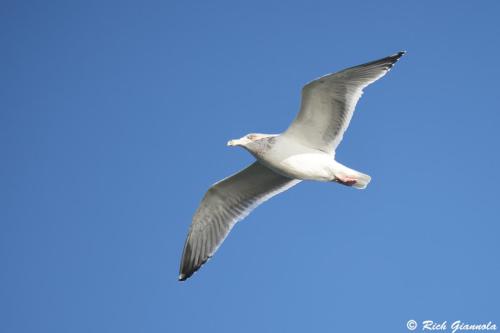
[256,136,336,181]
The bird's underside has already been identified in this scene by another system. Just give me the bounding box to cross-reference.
[179,51,406,281]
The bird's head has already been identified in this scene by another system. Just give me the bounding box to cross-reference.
[227,133,275,148]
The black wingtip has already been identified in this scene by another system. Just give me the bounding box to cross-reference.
[177,265,202,282]
[351,50,407,73]
[178,234,204,282]
[178,238,210,282]
[383,51,406,70]
[389,51,406,62]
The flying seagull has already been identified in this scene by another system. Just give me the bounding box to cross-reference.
[179,51,406,281]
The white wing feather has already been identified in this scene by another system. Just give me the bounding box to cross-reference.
[284,51,406,153]
[179,162,300,280]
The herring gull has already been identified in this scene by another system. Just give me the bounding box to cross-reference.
[179,51,406,281]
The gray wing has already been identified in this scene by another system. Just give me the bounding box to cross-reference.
[179,162,300,281]
[284,51,406,153]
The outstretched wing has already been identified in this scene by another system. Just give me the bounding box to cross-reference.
[284,51,406,153]
[179,162,300,281]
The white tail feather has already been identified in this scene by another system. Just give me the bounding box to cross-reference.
[333,161,371,189]
[352,171,371,189]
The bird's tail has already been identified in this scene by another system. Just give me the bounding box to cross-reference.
[333,162,371,190]
[351,170,371,190]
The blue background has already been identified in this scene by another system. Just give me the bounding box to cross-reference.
[2,1,499,332]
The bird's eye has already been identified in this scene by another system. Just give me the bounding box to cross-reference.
[247,135,256,140]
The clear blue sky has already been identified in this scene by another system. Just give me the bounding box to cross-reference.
[2,1,499,332]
